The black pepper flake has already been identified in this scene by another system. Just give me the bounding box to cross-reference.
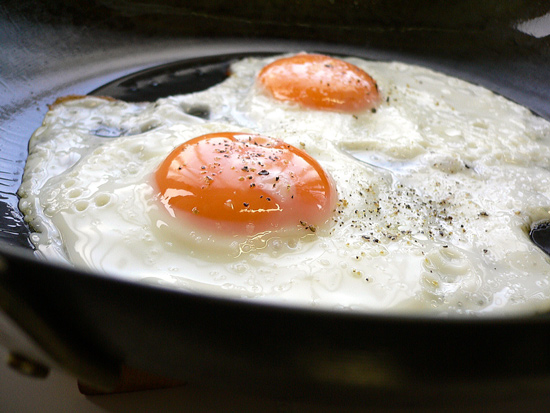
[299,221,317,233]
[243,202,249,207]
[258,170,269,175]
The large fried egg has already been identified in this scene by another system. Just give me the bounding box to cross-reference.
[18,53,550,316]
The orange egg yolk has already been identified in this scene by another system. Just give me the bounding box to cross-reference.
[257,53,380,112]
[155,132,337,235]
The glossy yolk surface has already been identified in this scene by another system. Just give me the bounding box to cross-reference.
[155,132,337,235]
[257,53,380,112]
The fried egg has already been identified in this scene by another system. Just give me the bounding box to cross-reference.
[18,53,550,316]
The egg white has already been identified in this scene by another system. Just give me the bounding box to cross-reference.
[18,54,550,315]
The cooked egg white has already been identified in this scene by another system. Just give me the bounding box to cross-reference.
[18,54,550,316]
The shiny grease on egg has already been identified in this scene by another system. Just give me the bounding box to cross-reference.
[18,53,550,316]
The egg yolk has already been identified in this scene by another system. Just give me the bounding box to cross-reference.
[257,53,380,112]
[155,132,337,235]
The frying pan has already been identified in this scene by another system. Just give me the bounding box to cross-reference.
[2,0,550,407]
